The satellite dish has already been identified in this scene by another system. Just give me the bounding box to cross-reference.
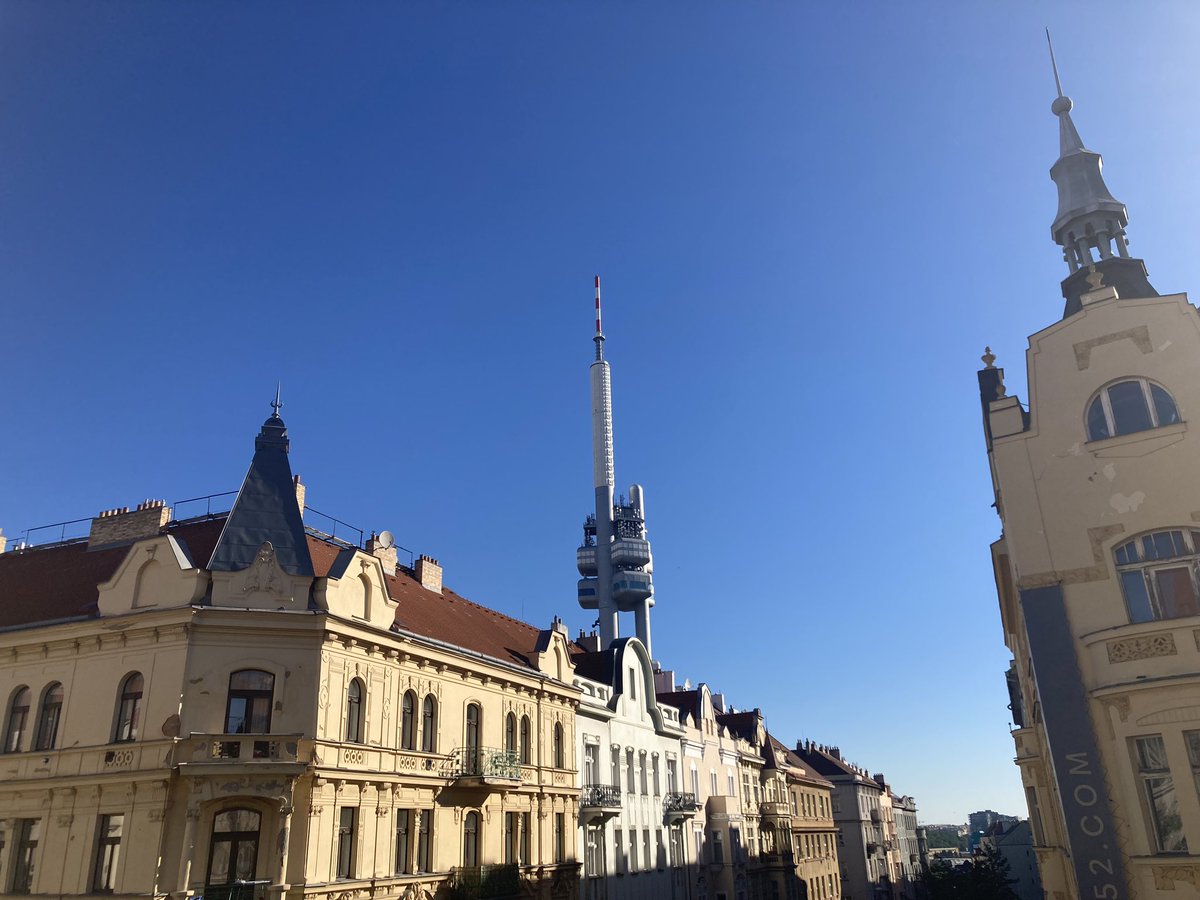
[378,530,395,550]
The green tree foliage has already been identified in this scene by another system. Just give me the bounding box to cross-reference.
[924,846,1019,900]
[924,827,968,851]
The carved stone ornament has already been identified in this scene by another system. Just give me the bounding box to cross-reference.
[242,542,284,596]
[1152,864,1200,890]
[1098,695,1131,723]
[1107,633,1177,663]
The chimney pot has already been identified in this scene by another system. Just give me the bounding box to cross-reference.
[415,554,443,594]
[88,501,171,548]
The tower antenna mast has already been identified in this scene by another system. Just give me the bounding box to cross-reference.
[1046,28,1064,97]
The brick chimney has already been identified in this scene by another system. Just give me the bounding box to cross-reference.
[415,555,442,594]
[367,533,398,575]
[88,500,170,548]
[293,475,306,513]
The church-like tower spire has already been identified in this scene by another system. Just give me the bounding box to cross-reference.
[1046,31,1157,315]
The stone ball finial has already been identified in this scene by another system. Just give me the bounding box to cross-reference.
[981,347,997,368]
[1051,95,1073,116]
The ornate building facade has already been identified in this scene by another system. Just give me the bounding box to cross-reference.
[0,411,581,900]
[980,59,1200,899]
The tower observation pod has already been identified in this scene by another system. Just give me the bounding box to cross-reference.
[575,277,656,655]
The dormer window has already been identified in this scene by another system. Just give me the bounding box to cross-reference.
[1087,379,1179,441]
[1115,530,1200,623]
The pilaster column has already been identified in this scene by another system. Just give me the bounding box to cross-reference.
[175,805,202,900]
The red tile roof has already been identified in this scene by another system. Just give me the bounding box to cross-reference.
[0,520,571,678]
[0,518,226,630]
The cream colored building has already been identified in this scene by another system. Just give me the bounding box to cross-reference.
[0,410,581,900]
[981,79,1200,897]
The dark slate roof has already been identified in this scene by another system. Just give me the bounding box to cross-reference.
[208,414,313,577]
[0,518,226,630]
[768,734,833,788]
[571,647,618,685]
[656,688,699,715]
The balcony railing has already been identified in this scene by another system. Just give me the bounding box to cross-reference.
[759,801,790,818]
[449,865,521,900]
[580,784,622,808]
[448,747,521,784]
[180,734,306,766]
[201,881,270,900]
[664,791,700,820]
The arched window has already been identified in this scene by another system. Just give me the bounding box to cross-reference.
[465,703,481,774]
[206,809,261,886]
[4,686,30,753]
[34,682,63,750]
[114,672,144,743]
[225,670,274,735]
[346,679,364,743]
[505,713,517,755]
[553,721,564,768]
[1115,529,1200,623]
[519,715,531,764]
[401,691,417,750]
[421,696,437,752]
[463,811,480,867]
[1087,378,1180,441]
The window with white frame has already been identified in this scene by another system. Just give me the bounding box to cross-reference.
[1133,735,1188,853]
[1115,530,1200,623]
[1087,378,1180,441]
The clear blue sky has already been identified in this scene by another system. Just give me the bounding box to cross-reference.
[4,1,1200,825]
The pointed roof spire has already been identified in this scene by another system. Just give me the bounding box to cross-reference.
[1042,32,1157,316]
[208,393,314,577]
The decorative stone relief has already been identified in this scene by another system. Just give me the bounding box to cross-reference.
[1107,632,1177,663]
[1152,864,1200,890]
[1098,695,1131,723]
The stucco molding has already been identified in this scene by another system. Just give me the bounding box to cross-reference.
[1107,632,1177,664]
[1072,325,1153,371]
[1152,864,1200,890]
[1015,524,1125,589]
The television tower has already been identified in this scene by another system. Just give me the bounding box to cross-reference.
[576,277,655,653]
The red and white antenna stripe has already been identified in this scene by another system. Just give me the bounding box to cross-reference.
[594,275,602,335]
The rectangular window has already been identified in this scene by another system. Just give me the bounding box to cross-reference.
[395,810,410,874]
[669,826,683,868]
[710,771,718,796]
[712,830,725,864]
[642,828,651,871]
[731,827,742,864]
[504,812,518,865]
[652,756,661,796]
[337,808,357,879]
[416,810,431,873]
[692,768,700,798]
[584,744,597,784]
[640,753,648,795]
[628,829,637,872]
[627,750,636,793]
[667,758,678,792]
[554,812,565,863]
[92,814,123,893]
[1024,787,1045,846]
[12,819,39,895]
[611,747,621,786]
[615,828,625,874]
[628,668,636,699]
[1135,735,1188,853]
[1156,568,1200,619]
[521,812,531,866]
[728,773,736,797]
[585,826,603,876]
[695,829,704,865]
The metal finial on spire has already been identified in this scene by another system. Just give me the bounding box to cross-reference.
[271,382,283,418]
[1046,28,1064,98]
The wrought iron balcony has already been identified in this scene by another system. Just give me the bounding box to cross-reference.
[448,746,521,787]
[664,791,700,821]
[580,784,622,808]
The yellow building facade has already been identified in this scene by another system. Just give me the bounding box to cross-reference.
[0,411,581,900]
